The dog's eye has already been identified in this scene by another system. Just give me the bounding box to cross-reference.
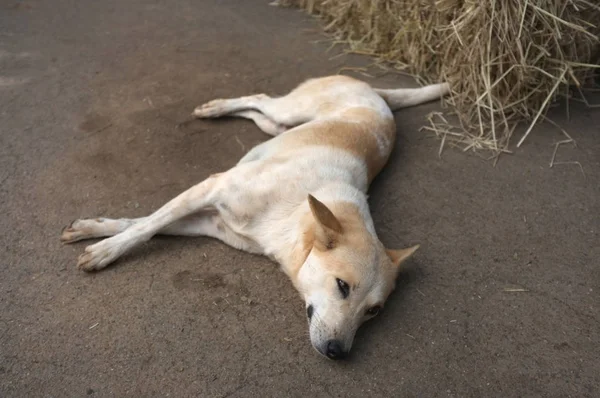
[307,305,314,320]
[366,306,381,316]
[336,278,349,299]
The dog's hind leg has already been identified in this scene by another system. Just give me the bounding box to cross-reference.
[231,110,287,136]
[193,92,314,129]
[73,174,223,271]
[193,94,272,119]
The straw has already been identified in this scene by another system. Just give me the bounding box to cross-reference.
[282,0,600,153]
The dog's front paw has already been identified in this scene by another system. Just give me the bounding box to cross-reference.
[77,240,120,271]
[61,219,101,243]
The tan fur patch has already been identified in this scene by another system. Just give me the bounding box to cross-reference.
[275,108,395,182]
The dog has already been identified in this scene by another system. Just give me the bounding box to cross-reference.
[61,75,449,359]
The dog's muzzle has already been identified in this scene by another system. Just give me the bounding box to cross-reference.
[319,339,348,360]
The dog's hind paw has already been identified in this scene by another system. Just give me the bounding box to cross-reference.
[193,94,267,118]
[192,99,229,118]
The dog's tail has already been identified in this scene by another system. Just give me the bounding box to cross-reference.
[374,83,450,111]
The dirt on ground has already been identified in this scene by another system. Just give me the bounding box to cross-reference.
[1,0,599,397]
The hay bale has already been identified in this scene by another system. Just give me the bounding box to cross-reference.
[281,0,600,154]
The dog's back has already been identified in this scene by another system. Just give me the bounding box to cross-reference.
[230,76,397,183]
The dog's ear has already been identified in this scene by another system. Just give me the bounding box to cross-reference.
[308,194,343,250]
[386,245,419,272]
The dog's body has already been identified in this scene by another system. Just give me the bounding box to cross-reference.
[62,75,449,359]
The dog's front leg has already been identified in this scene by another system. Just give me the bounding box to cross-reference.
[61,211,219,243]
[75,175,221,271]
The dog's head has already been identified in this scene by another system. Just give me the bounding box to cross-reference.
[295,195,418,360]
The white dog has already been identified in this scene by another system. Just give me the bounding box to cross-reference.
[62,75,449,359]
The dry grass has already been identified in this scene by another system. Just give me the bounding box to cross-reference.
[277,0,600,154]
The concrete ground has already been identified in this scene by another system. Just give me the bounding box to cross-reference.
[1,0,599,396]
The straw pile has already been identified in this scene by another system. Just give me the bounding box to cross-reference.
[278,0,600,155]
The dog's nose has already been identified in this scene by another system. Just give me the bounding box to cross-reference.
[325,340,347,360]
